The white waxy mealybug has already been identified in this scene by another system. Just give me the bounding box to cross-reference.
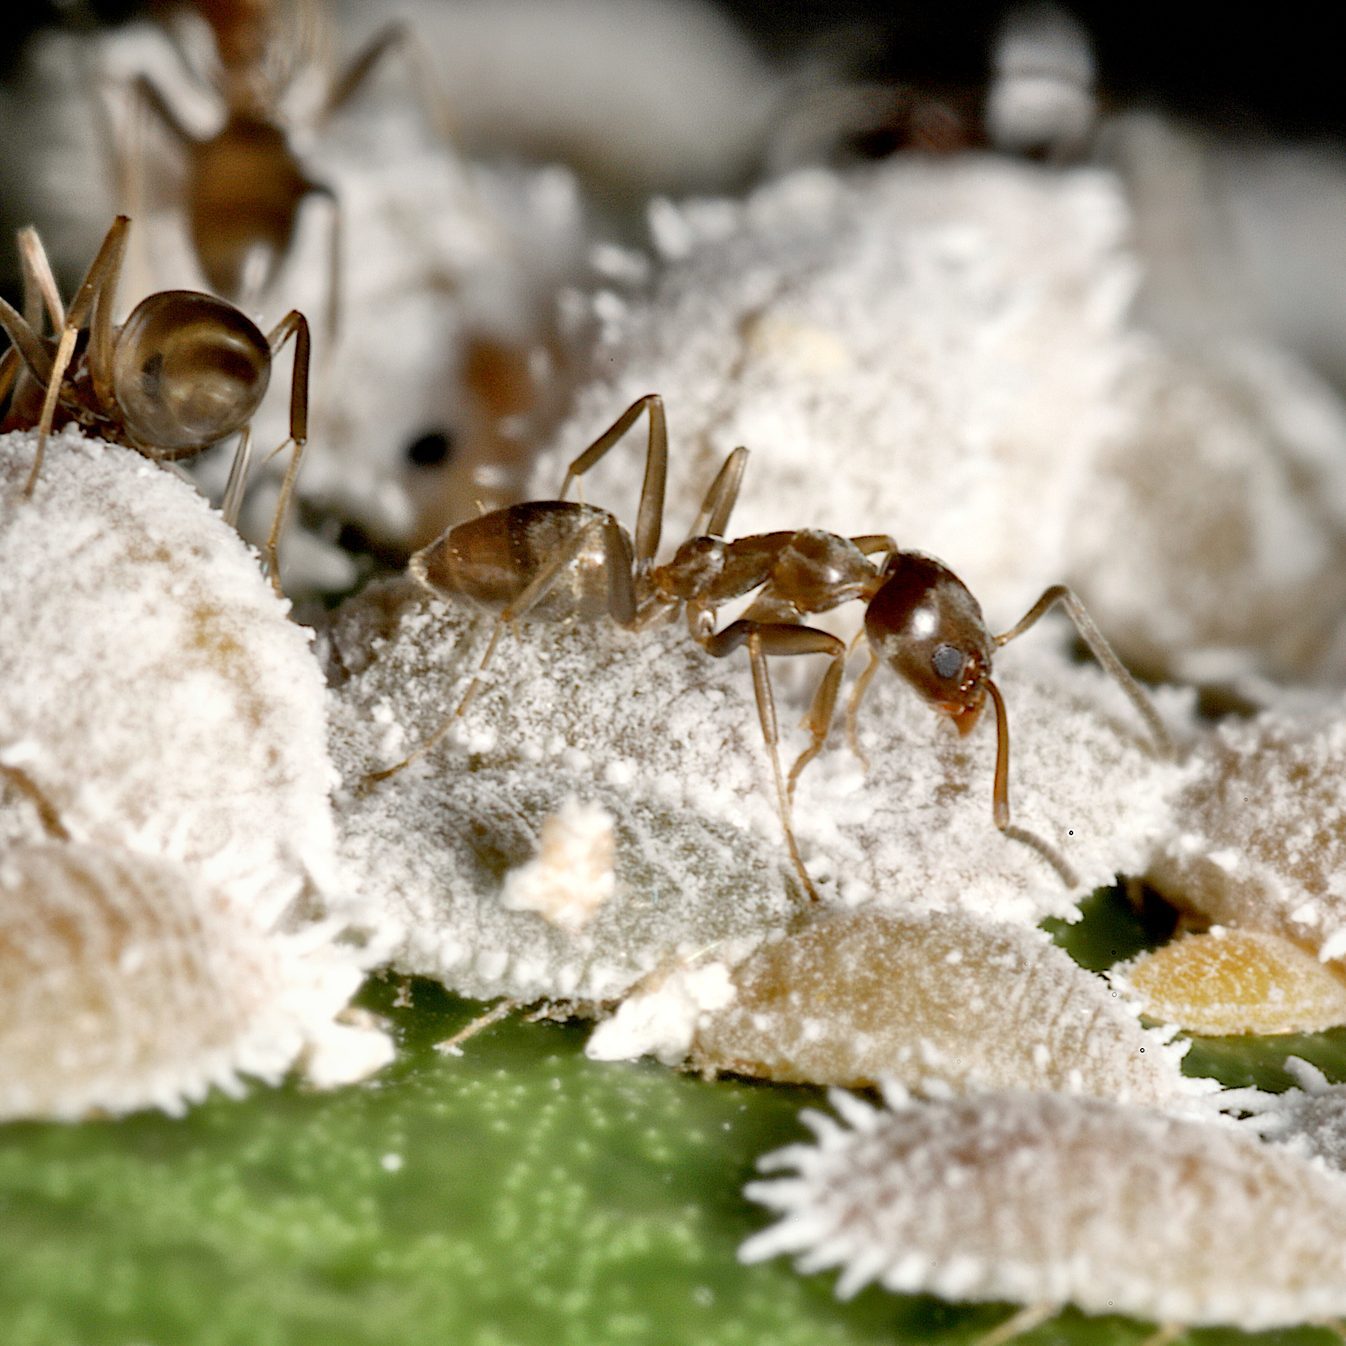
[0,842,391,1121]
[742,1089,1346,1329]
[590,907,1214,1110]
[1113,927,1346,1036]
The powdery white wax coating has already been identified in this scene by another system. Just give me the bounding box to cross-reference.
[617,907,1212,1110]
[1241,1061,1346,1171]
[0,430,340,904]
[808,636,1196,924]
[0,842,391,1121]
[325,573,1187,1001]
[742,1089,1346,1328]
[1147,694,1346,960]
[324,578,802,1004]
[530,158,1138,618]
[1065,339,1346,684]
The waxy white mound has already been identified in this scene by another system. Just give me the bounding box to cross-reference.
[0,430,340,906]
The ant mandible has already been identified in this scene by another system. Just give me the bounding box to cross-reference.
[367,396,1172,900]
[0,215,310,592]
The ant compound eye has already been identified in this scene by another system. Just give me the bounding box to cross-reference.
[932,643,965,682]
[405,428,457,469]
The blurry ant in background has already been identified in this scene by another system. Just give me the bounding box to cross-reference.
[119,0,450,339]
[367,396,1171,901]
[0,215,310,592]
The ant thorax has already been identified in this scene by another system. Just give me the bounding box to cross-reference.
[864,551,994,725]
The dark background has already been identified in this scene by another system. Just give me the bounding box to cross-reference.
[1,2,1342,139]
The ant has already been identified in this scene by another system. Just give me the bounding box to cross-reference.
[366,396,1172,900]
[0,214,310,592]
[122,0,449,338]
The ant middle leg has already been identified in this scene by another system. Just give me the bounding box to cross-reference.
[689,445,750,540]
[256,310,312,594]
[699,619,848,902]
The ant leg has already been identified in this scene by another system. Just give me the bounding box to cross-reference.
[16,227,64,332]
[220,426,254,528]
[257,311,312,594]
[689,445,749,539]
[557,394,667,571]
[786,635,851,797]
[994,584,1172,758]
[319,22,456,143]
[0,347,19,410]
[843,635,880,769]
[700,619,846,903]
[984,677,1078,887]
[972,1304,1055,1346]
[16,217,129,497]
[370,516,635,784]
[0,761,70,842]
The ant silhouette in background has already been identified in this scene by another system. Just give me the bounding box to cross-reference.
[122,0,449,338]
[367,396,1172,900]
[0,215,310,592]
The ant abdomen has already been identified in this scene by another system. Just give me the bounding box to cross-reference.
[114,292,271,456]
[414,501,633,622]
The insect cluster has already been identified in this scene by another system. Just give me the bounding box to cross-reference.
[7,4,1346,1344]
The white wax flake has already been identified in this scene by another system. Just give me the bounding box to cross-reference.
[499,797,617,933]
[531,156,1346,683]
[742,1089,1346,1328]
[326,577,1190,1003]
[600,907,1212,1110]
[0,842,391,1122]
[1147,693,1346,959]
[1237,1060,1346,1171]
[586,957,741,1067]
[0,431,340,908]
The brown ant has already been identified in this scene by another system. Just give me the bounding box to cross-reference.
[122,0,448,337]
[0,215,310,592]
[367,396,1172,900]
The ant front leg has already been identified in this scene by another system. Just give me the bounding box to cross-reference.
[994,584,1172,757]
[699,619,847,903]
[18,216,128,496]
[983,677,1078,888]
[255,310,311,595]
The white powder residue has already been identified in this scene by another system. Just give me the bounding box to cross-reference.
[586,958,739,1066]
[500,797,617,932]
[532,156,1346,685]
[325,575,1191,1003]
[1147,692,1346,959]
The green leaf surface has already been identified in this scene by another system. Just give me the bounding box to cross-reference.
[1,891,1343,1346]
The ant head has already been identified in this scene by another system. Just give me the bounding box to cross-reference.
[112,291,271,455]
[864,552,994,734]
